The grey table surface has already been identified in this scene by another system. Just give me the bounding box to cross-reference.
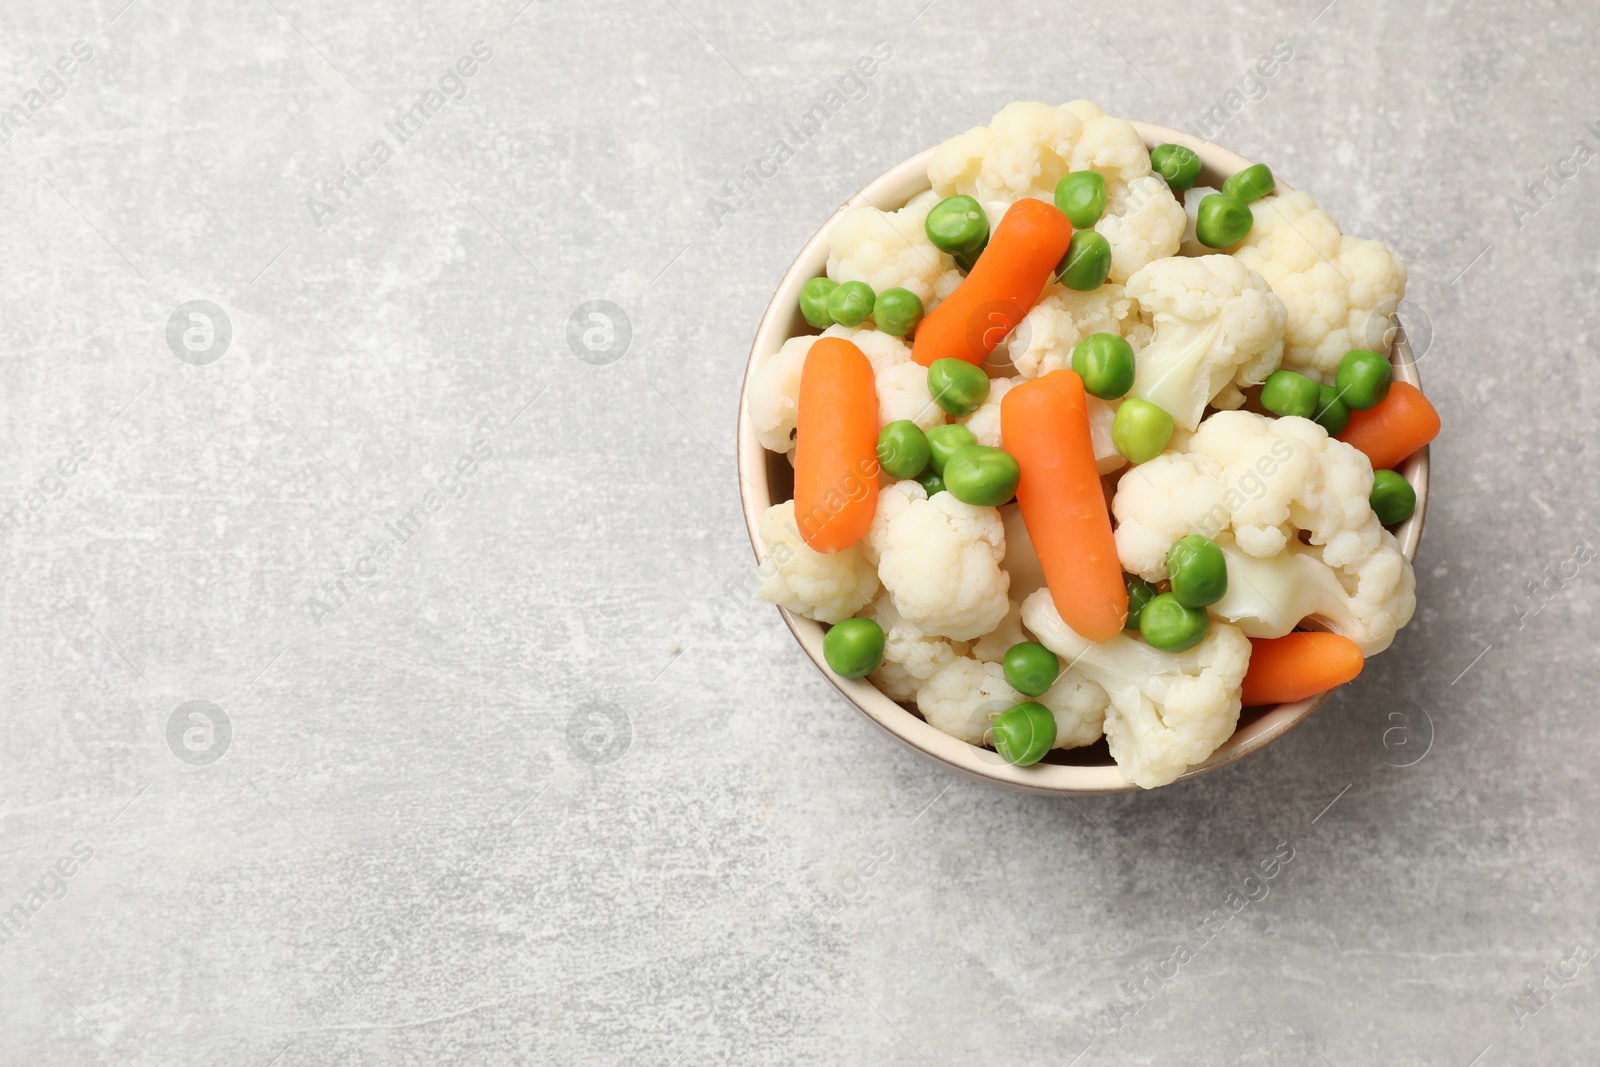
[0,0,1596,1064]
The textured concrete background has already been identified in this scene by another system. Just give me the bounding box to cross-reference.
[0,0,1595,1063]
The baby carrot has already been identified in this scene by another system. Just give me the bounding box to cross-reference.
[1240,632,1364,706]
[1336,381,1440,472]
[1001,369,1126,641]
[912,198,1073,368]
[793,337,879,553]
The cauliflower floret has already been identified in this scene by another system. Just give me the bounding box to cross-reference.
[867,481,1009,641]
[1208,534,1416,655]
[868,595,972,702]
[755,501,879,623]
[1189,411,1371,563]
[1110,451,1231,579]
[916,657,1018,745]
[929,100,1150,226]
[1000,283,1144,379]
[1232,191,1408,381]
[834,325,941,432]
[746,326,935,457]
[1095,174,1186,284]
[1123,255,1287,429]
[1038,669,1111,750]
[970,599,1026,662]
[827,189,964,309]
[959,377,1020,447]
[1087,396,1125,476]
[747,334,810,455]
[1178,186,1220,257]
[1022,589,1251,788]
[876,361,942,433]
[1111,410,1417,652]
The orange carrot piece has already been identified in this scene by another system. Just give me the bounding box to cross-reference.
[793,337,879,553]
[1241,633,1364,706]
[1001,370,1126,641]
[912,198,1072,368]
[1337,381,1440,472]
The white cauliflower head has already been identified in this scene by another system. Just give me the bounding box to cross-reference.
[746,326,936,458]
[746,333,810,456]
[827,189,964,309]
[970,599,1026,662]
[1111,410,1416,652]
[866,481,1009,641]
[916,657,1018,745]
[1000,282,1148,379]
[1038,669,1111,750]
[1022,589,1251,788]
[1087,395,1125,476]
[1178,185,1220,257]
[1095,174,1186,284]
[958,376,1020,448]
[1232,191,1408,382]
[1207,534,1416,656]
[929,100,1150,226]
[867,594,972,702]
[755,501,880,624]
[1123,255,1287,429]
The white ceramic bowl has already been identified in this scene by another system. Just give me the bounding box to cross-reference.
[737,122,1428,794]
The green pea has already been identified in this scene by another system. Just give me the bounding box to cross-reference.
[1112,397,1175,464]
[926,423,978,475]
[1166,534,1228,608]
[954,245,985,273]
[1221,163,1275,204]
[943,444,1020,507]
[799,277,837,329]
[927,358,991,417]
[1260,369,1320,419]
[925,195,989,259]
[915,468,945,496]
[823,617,885,678]
[1003,641,1060,697]
[1124,575,1160,630]
[1196,193,1253,248]
[1138,593,1210,653]
[1150,143,1202,191]
[991,701,1057,767]
[1055,230,1112,291]
[873,287,924,338]
[1370,469,1416,525]
[1313,384,1351,435]
[876,420,930,480]
[1054,171,1107,228]
[1335,349,1392,411]
[1071,333,1136,400]
[826,280,875,327]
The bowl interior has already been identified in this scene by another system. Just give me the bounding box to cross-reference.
[737,121,1428,794]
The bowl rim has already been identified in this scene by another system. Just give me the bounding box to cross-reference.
[736,120,1429,795]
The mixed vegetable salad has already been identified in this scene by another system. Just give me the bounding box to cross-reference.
[748,101,1440,788]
